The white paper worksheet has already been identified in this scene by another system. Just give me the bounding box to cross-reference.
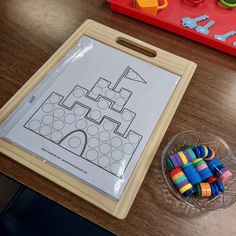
[4,36,180,199]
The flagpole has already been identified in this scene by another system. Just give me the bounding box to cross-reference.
[112,66,130,91]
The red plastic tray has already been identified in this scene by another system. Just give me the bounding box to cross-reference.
[108,0,236,57]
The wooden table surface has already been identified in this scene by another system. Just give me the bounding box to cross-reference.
[0,1,236,235]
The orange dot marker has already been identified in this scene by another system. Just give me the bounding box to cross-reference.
[135,0,168,16]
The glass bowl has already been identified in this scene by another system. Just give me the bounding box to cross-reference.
[161,130,236,211]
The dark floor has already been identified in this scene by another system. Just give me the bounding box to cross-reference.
[0,174,21,213]
[0,173,114,236]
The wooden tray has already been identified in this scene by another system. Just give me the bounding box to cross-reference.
[0,19,196,219]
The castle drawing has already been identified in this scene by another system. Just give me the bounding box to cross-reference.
[24,66,146,177]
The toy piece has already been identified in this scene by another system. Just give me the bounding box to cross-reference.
[183,188,195,197]
[200,182,212,197]
[166,158,175,170]
[195,183,202,196]
[207,176,217,184]
[135,0,168,16]
[196,182,222,197]
[193,145,216,162]
[195,20,215,35]
[169,167,195,196]
[193,158,213,180]
[219,0,236,8]
[195,183,211,197]
[168,145,212,169]
[183,148,197,162]
[216,180,225,193]
[214,31,236,42]
[192,146,201,157]
[208,158,233,183]
[198,145,208,157]
[210,183,217,197]
[182,163,202,185]
[168,148,196,168]
[213,182,220,196]
[182,15,209,29]
[192,145,208,158]
[204,147,215,161]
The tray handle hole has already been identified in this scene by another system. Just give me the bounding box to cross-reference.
[116,37,157,58]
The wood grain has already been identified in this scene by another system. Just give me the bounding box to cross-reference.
[0,0,236,235]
